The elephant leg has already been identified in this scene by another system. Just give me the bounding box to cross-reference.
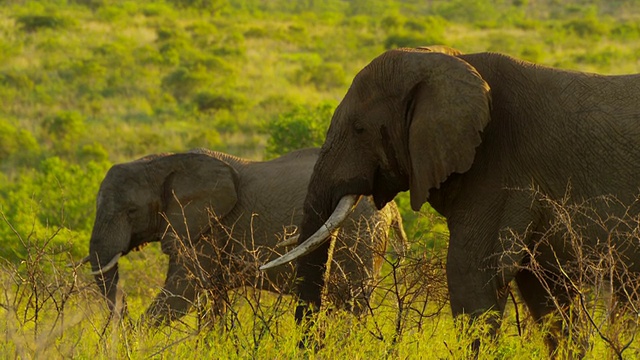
[447,245,512,344]
[327,260,367,316]
[194,283,229,330]
[189,239,232,329]
[447,218,528,352]
[447,192,542,349]
[145,256,198,325]
[515,269,582,357]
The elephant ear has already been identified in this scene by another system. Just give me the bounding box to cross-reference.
[404,51,491,211]
[159,153,239,240]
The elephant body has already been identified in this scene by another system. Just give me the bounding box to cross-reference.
[88,148,406,323]
[277,47,640,353]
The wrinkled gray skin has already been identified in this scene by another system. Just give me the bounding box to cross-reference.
[293,46,640,354]
[88,148,406,324]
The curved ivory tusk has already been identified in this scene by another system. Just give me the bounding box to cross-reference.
[67,255,91,268]
[89,252,122,275]
[260,195,359,270]
[276,234,300,248]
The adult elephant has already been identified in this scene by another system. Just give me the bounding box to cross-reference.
[87,147,406,324]
[262,46,640,353]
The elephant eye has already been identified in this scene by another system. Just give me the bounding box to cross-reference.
[127,207,138,216]
[353,120,365,134]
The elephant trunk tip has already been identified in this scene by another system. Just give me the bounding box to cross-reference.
[67,255,91,268]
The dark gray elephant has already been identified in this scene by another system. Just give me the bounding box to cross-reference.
[263,46,640,353]
[87,147,406,324]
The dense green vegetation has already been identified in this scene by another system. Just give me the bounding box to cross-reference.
[2,0,640,358]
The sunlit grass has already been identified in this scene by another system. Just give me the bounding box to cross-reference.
[1,228,639,359]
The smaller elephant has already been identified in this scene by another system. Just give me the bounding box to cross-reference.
[87,148,407,324]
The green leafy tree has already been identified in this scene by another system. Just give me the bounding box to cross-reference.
[264,102,335,159]
[0,157,110,260]
[42,111,86,156]
[0,119,40,167]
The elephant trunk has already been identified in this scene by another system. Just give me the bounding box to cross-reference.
[291,168,367,322]
[88,219,129,317]
[92,265,120,313]
[293,193,334,321]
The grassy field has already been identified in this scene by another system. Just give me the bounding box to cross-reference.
[2,0,640,358]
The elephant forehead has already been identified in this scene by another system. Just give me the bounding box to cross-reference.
[96,188,105,209]
[352,70,397,97]
[99,166,150,205]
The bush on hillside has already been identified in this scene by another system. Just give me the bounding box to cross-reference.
[264,102,334,159]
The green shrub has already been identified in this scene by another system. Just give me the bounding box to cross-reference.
[244,26,268,38]
[59,59,108,94]
[561,7,610,39]
[432,0,499,24]
[141,2,174,17]
[404,20,426,32]
[264,102,334,159]
[610,21,640,40]
[194,90,246,112]
[186,128,223,150]
[383,16,447,49]
[159,38,194,66]
[0,119,40,166]
[0,157,110,260]
[486,33,518,53]
[255,95,297,122]
[384,33,439,49]
[186,20,220,48]
[169,0,229,13]
[380,14,403,30]
[520,44,544,63]
[210,31,246,57]
[77,142,109,163]
[295,62,346,90]
[94,2,142,22]
[15,14,76,32]
[0,70,34,90]
[573,46,623,67]
[42,111,86,155]
[563,17,609,38]
[161,66,213,101]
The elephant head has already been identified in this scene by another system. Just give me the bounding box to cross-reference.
[88,153,238,315]
[261,46,491,317]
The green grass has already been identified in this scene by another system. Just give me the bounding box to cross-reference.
[2,219,639,359]
[2,262,636,359]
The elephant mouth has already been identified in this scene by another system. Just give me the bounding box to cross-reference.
[126,232,159,254]
[90,235,152,276]
[131,242,149,252]
[372,166,408,209]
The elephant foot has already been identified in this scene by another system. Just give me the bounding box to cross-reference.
[296,325,324,352]
[295,303,325,351]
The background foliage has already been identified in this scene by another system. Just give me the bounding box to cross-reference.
[3,0,639,261]
[1,0,640,357]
